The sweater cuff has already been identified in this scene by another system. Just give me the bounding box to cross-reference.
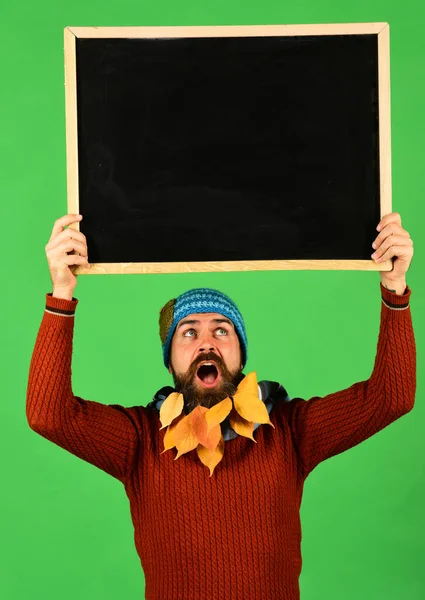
[45,293,78,317]
[380,282,411,310]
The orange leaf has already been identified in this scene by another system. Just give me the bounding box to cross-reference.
[205,397,232,430]
[161,413,184,453]
[190,405,212,448]
[234,371,259,397]
[174,406,208,458]
[233,393,274,425]
[174,418,199,458]
[233,372,274,426]
[229,407,256,441]
[203,423,222,452]
[159,392,184,429]
[197,436,225,476]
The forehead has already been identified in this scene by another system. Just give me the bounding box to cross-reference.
[176,313,234,327]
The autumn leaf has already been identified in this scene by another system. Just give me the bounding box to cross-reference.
[159,391,184,429]
[235,371,258,397]
[233,372,274,427]
[161,413,184,453]
[203,423,222,452]
[159,371,276,475]
[197,436,225,476]
[229,407,256,441]
[174,406,208,458]
[174,421,199,458]
[205,397,232,430]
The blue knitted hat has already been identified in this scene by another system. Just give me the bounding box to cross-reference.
[159,288,248,369]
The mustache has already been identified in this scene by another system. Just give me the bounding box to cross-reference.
[171,353,244,413]
[187,352,228,378]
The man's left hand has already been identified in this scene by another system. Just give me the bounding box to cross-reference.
[371,212,413,294]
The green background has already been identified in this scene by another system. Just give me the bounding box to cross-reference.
[2,0,423,598]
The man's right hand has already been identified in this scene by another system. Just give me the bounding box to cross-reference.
[45,214,90,300]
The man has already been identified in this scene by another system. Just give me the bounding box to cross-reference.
[27,212,415,600]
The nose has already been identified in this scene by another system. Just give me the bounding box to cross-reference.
[197,331,217,357]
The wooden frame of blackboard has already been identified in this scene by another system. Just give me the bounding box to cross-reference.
[64,23,393,275]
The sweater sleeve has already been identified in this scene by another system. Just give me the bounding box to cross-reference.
[26,294,140,482]
[283,282,416,477]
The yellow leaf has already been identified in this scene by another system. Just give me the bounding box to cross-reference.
[233,391,273,425]
[235,371,258,397]
[233,371,275,427]
[205,397,233,429]
[190,406,209,446]
[174,419,199,458]
[197,436,225,476]
[159,392,184,429]
[229,407,256,441]
[161,413,184,453]
[174,406,208,458]
[203,423,222,452]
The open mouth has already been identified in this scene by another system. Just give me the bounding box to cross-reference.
[196,363,220,387]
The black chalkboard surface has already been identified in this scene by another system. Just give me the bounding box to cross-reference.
[64,24,392,274]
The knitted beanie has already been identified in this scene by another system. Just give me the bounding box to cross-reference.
[159,288,248,369]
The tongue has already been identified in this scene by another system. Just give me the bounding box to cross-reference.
[205,372,217,384]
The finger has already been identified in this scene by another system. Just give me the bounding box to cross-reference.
[374,244,414,263]
[376,212,402,232]
[372,226,411,250]
[371,235,413,259]
[61,255,90,267]
[47,228,87,251]
[47,239,88,258]
[49,214,82,242]
[52,255,89,268]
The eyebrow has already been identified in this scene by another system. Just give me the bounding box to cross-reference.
[176,318,234,331]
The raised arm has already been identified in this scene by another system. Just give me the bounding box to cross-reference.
[26,214,139,481]
[283,283,416,477]
[282,212,416,476]
[26,294,140,481]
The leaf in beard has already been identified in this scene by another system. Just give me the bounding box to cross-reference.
[233,392,274,426]
[174,406,208,458]
[229,407,256,441]
[203,422,222,452]
[161,413,184,453]
[205,396,232,430]
[196,435,225,476]
[159,391,184,429]
[233,371,275,426]
[173,416,199,458]
[235,371,259,397]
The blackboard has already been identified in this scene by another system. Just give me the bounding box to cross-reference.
[64,24,393,274]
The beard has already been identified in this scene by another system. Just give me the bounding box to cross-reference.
[170,351,245,414]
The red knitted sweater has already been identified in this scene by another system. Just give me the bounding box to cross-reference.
[26,283,416,600]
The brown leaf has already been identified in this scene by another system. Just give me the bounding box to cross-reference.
[197,436,225,476]
[159,392,184,429]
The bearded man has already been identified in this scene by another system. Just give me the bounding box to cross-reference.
[27,212,416,600]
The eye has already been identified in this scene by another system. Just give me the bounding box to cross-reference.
[183,329,196,337]
[182,327,228,337]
